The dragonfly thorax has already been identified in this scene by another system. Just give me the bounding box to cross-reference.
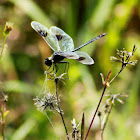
[52,52,65,63]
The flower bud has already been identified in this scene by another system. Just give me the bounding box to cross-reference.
[3,22,13,36]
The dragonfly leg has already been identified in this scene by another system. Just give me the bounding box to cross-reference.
[55,64,59,74]
[46,66,51,72]
[58,61,69,74]
[47,62,69,78]
[45,65,56,78]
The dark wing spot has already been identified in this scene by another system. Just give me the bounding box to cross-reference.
[56,34,63,41]
[77,57,86,61]
[38,30,47,37]
[68,55,75,57]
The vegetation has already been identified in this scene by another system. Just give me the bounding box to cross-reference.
[0,0,140,140]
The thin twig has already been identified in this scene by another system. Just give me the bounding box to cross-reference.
[55,78,69,140]
[101,104,113,140]
[1,102,6,140]
[85,67,126,139]
[85,71,112,140]
[85,85,107,140]
[81,113,85,140]
[2,113,5,140]
[85,46,137,139]
[109,65,125,84]
[0,36,7,60]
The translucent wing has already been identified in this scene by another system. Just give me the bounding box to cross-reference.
[50,26,74,52]
[31,21,60,51]
[75,51,94,65]
[56,51,79,59]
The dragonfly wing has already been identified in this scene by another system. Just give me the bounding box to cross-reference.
[75,51,94,65]
[50,26,74,52]
[56,51,79,59]
[31,21,60,51]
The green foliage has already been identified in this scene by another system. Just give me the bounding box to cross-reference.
[0,0,140,140]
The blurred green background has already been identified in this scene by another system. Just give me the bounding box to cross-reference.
[0,0,140,139]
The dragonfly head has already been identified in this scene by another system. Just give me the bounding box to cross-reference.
[44,58,52,66]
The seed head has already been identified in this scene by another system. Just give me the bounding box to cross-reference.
[3,22,13,36]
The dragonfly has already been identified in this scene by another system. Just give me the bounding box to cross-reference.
[31,21,107,73]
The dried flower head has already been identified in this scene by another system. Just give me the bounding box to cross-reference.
[3,22,13,36]
[71,118,81,139]
[105,93,128,105]
[98,111,102,117]
[33,92,60,113]
[110,45,138,68]
[45,71,68,84]
[103,103,110,113]
[1,90,8,102]
[100,71,112,87]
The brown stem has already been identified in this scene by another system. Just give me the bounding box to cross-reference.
[109,65,125,84]
[85,85,107,140]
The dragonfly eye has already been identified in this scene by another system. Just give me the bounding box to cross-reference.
[45,58,52,66]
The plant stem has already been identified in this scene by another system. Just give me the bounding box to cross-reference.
[85,67,124,140]
[0,36,7,60]
[81,113,85,140]
[1,104,5,140]
[101,104,113,140]
[85,85,107,140]
[55,78,69,140]
[2,121,5,140]
[109,65,125,84]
